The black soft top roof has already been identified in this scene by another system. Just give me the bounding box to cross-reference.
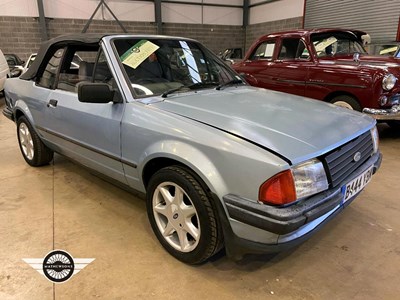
[20,34,104,80]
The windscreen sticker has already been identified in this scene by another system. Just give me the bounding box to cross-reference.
[314,36,337,52]
[264,43,275,57]
[380,46,397,55]
[120,40,160,69]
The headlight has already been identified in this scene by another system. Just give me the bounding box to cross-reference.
[382,74,397,91]
[259,159,329,206]
[291,159,329,199]
[371,126,379,154]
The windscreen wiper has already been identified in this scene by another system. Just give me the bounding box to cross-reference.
[161,82,219,98]
[216,78,244,90]
[161,85,186,98]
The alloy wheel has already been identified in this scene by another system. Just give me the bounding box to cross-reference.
[152,182,200,252]
[18,122,34,160]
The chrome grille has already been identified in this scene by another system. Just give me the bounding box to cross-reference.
[323,131,373,188]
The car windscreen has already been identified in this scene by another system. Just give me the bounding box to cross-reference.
[311,32,367,58]
[112,38,239,98]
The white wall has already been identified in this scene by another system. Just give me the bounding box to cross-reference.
[0,0,305,25]
[43,0,154,22]
[162,2,242,25]
[0,0,38,17]
[249,0,304,25]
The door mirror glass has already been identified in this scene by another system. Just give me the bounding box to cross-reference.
[77,82,114,103]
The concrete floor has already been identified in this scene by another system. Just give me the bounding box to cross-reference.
[1,96,400,300]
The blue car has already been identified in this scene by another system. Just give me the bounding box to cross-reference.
[3,34,381,264]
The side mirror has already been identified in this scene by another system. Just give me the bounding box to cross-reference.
[77,82,115,103]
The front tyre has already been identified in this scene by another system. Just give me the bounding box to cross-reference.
[146,166,222,264]
[17,116,54,166]
[387,121,400,130]
[330,95,361,111]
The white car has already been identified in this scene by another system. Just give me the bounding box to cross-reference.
[22,53,37,74]
[0,49,10,92]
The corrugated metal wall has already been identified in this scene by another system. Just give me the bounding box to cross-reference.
[304,0,400,43]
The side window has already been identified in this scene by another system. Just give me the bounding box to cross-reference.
[57,49,98,92]
[250,40,276,60]
[37,48,65,89]
[231,48,242,59]
[7,58,16,66]
[279,38,297,60]
[278,39,310,60]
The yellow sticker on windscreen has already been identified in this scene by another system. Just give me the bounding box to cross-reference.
[120,40,160,69]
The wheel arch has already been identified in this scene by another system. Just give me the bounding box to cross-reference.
[323,91,359,104]
[140,145,228,199]
[13,100,35,125]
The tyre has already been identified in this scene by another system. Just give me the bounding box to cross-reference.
[146,166,222,264]
[387,121,400,130]
[330,95,361,111]
[17,116,54,166]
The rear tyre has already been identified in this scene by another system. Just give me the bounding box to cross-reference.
[17,116,54,166]
[330,95,361,111]
[146,166,222,264]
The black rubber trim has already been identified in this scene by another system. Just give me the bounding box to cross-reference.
[224,151,382,235]
[2,106,14,121]
[273,79,366,89]
[225,194,358,258]
[35,125,137,168]
[306,81,366,89]
[224,189,342,235]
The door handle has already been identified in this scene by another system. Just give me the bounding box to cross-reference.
[47,99,58,108]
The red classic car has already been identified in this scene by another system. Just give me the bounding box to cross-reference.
[233,29,400,127]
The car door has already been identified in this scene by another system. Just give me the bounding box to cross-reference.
[237,39,277,89]
[265,38,312,97]
[37,46,126,183]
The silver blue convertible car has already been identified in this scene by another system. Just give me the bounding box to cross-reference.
[3,34,381,264]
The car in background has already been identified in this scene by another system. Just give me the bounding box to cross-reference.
[5,53,25,77]
[233,29,400,128]
[3,34,381,264]
[218,47,243,64]
[369,44,400,57]
[0,49,10,93]
[23,53,37,74]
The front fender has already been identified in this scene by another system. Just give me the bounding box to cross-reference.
[138,140,229,199]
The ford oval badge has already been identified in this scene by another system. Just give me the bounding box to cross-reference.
[353,152,361,162]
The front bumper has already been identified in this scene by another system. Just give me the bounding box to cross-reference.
[221,152,382,259]
[363,105,400,120]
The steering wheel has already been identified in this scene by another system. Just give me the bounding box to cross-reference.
[131,84,153,96]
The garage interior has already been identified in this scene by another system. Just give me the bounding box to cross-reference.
[1,0,400,299]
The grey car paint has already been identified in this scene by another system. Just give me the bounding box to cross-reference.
[3,34,380,260]
[150,86,374,164]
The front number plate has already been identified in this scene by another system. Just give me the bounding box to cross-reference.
[343,165,373,203]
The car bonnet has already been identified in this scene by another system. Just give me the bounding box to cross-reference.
[150,86,375,165]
